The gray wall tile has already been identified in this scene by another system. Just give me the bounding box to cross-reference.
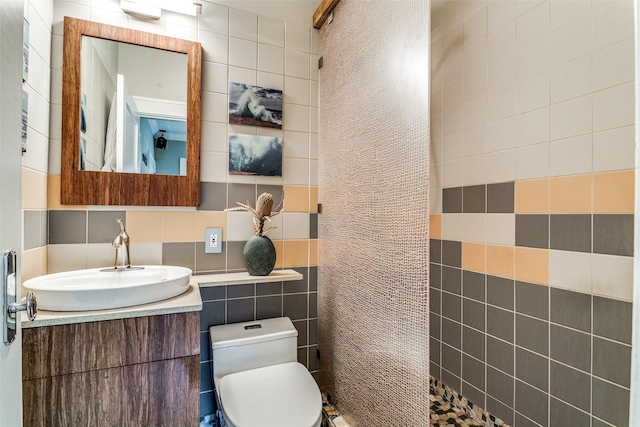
[297,347,307,367]
[442,292,461,322]
[487,366,514,407]
[226,298,254,323]
[256,295,282,320]
[198,182,227,211]
[195,243,226,272]
[550,361,590,412]
[309,292,317,318]
[592,418,612,427]
[284,267,308,293]
[88,211,126,243]
[593,296,632,344]
[430,263,442,289]
[200,331,210,361]
[550,214,591,252]
[308,345,318,371]
[200,286,225,301]
[309,213,318,239]
[550,397,590,427]
[430,338,441,365]
[443,187,463,213]
[200,300,225,331]
[514,413,541,427]
[463,185,486,213]
[461,381,485,409]
[462,354,485,390]
[487,275,514,310]
[516,314,548,356]
[463,271,485,302]
[430,239,442,263]
[442,240,462,267]
[487,336,514,375]
[516,347,548,392]
[293,319,308,346]
[23,210,42,250]
[228,183,256,207]
[256,281,282,296]
[593,337,631,387]
[309,321,318,346]
[430,361,441,382]
[309,267,317,291]
[515,380,548,427]
[49,210,86,244]
[200,392,215,421]
[462,326,485,361]
[442,318,462,349]
[487,306,514,343]
[40,210,48,247]
[441,369,461,393]
[463,298,485,331]
[226,241,245,270]
[592,378,630,427]
[227,283,255,298]
[442,344,462,376]
[162,242,195,270]
[486,395,514,426]
[515,214,549,249]
[550,287,591,333]
[200,361,212,391]
[430,289,441,315]
[283,293,307,320]
[515,281,548,320]
[593,214,634,256]
[487,182,514,213]
[549,324,590,372]
[442,266,462,294]
[430,313,441,340]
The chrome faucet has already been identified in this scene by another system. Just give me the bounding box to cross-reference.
[112,219,130,270]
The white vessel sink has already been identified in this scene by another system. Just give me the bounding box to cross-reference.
[23,266,192,311]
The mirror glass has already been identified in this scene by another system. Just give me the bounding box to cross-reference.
[61,17,201,206]
[79,36,188,176]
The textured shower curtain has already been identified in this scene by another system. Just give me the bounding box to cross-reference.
[318,1,431,425]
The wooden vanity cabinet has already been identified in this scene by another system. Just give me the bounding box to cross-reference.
[22,311,200,426]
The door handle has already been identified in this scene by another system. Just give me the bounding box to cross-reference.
[3,250,37,345]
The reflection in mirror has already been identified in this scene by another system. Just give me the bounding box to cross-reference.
[61,17,201,206]
[79,36,187,176]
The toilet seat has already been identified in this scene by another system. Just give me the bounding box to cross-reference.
[217,362,322,427]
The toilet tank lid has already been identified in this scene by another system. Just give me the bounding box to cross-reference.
[210,316,297,350]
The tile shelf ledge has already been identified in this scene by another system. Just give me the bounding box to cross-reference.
[192,269,304,287]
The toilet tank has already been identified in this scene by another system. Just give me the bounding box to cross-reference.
[210,317,298,379]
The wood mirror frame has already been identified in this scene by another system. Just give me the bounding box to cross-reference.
[61,17,201,206]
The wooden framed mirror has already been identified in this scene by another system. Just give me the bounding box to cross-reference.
[61,17,201,206]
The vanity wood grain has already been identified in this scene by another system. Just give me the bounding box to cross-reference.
[22,312,200,426]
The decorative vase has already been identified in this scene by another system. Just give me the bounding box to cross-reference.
[243,235,276,276]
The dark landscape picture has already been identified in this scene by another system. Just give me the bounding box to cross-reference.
[229,82,283,129]
[229,133,283,177]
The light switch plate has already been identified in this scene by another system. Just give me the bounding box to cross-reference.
[205,228,222,254]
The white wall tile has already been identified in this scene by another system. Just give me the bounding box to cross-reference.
[488,20,516,62]
[283,157,309,185]
[487,116,516,152]
[432,87,443,114]
[443,80,463,110]
[441,160,463,188]
[550,16,591,67]
[198,3,229,35]
[283,213,309,239]
[593,81,634,132]
[258,44,284,74]
[48,138,61,175]
[432,113,443,139]
[284,76,309,106]
[485,214,515,246]
[443,24,463,56]
[202,61,228,94]
[443,132,463,162]
[463,96,487,129]
[164,23,197,41]
[463,37,488,74]
[431,137,443,165]
[86,243,116,268]
[487,86,515,122]
[257,71,283,91]
[516,72,549,114]
[516,0,544,16]
[443,106,463,136]
[283,103,309,132]
[550,55,591,104]
[129,242,163,265]
[550,134,593,176]
[201,122,228,153]
[229,37,257,69]
[592,38,634,91]
[430,186,443,214]
[488,0,515,33]
[285,22,310,53]
[229,8,257,41]
[201,91,228,123]
[441,214,463,241]
[516,1,549,47]
[198,30,229,64]
[309,81,318,107]
[309,133,318,160]
[592,253,633,301]
[258,15,284,47]
[51,33,63,70]
[227,211,256,241]
[515,142,549,180]
[309,54,319,81]
[52,1,89,35]
[48,244,87,273]
[285,49,309,79]
[549,250,592,294]
[592,0,634,51]
[550,0,591,32]
[200,151,227,183]
[23,128,49,173]
[486,149,515,183]
[516,107,549,147]
[550,95,592,140]
[464,7,487,46]
[516,35,549,81]
[593,126,635,172]
[463,125,486,157]
[309,107,318,134]
[463,214,486,243]
[463,67,487,102]
[462,156,486,186]
[487,52,515,93]
[283,131,308,159]
[443,50,463,84]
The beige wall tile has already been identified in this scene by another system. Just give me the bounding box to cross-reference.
[309,186,318,213]
[284,185,309,212]
[462,242,485,273]
[126,211,163,242]
[162,211,196,242]
[486,244,514,279]
[196,211,227,241]
[515,247,549,285]
[515,178,549,213]
[273,239,284,269]
[550,174,592,213]
[282,239,308,267]
[593,170,635,213]
[22,167,47,209]
[309,239,317,266]
[430,214,442,239]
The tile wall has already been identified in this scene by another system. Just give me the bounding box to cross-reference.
[430,1,634,426]
[20,0,319,420]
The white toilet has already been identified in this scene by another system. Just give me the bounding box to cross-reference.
[209,317,322,427]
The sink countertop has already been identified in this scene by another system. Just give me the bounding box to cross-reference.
[21,283,202,328]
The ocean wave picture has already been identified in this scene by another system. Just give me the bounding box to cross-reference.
[229,82,283,129]
[229,133,283,177]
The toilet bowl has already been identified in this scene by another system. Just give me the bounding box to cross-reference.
[209,317,322,427]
